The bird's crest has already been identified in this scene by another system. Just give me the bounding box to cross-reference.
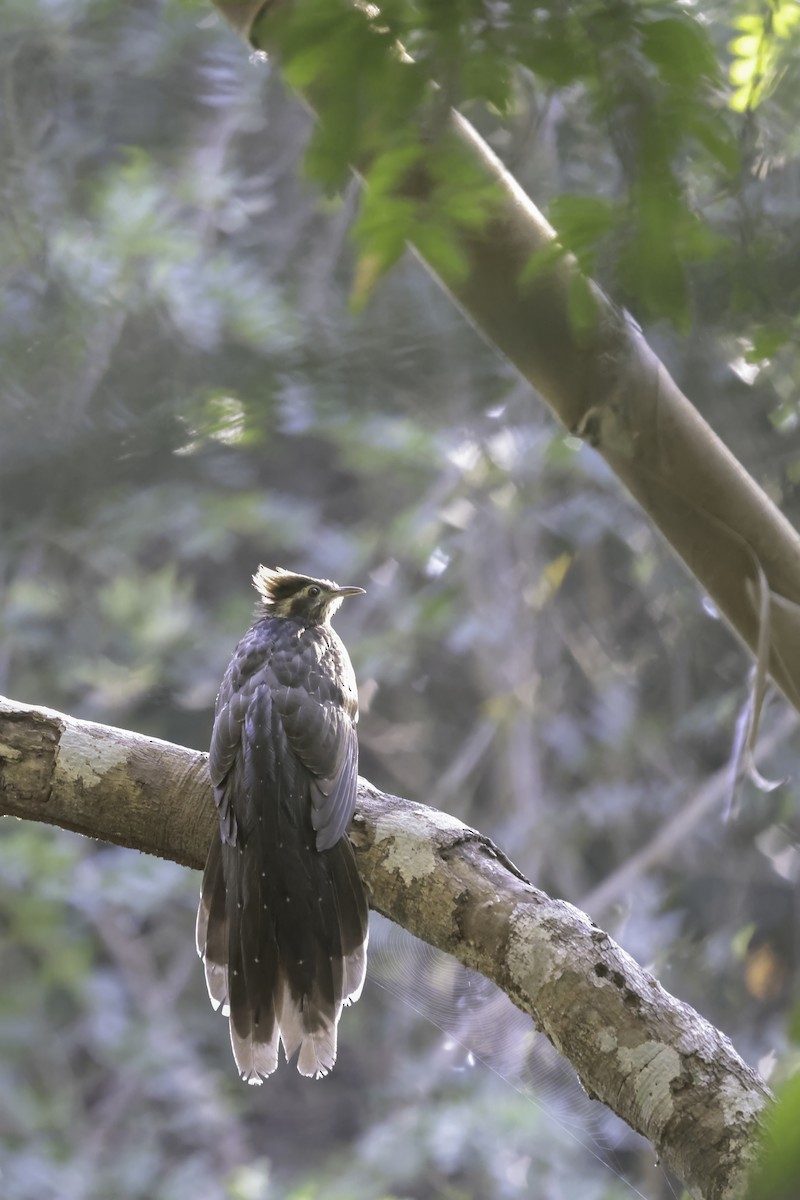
[252,565,364,623]
[253,566,328,607]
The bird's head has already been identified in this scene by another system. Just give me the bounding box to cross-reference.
[253,566,365,625]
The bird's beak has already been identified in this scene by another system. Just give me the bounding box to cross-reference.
[332,586,366,598]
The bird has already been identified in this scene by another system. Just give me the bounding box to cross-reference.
[196,565,369,1082]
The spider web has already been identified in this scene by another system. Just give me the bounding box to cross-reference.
[368,914,678,1200]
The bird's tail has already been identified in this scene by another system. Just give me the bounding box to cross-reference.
[196,831,368,1082]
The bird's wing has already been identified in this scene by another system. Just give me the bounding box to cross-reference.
[208,627,270,843]
[272,635,359,852]
[280,691,358,851]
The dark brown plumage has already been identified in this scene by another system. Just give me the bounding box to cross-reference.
[196,566,369,1081]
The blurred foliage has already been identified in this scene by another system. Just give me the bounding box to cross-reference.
[2,0,800,1198]
[747,1069,800,1200]
[746,1000,800,1200]
[264,0,748,326]
[729,3,800,114]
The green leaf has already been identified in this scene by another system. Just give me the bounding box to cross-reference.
[367,143,425,195]
[516,15,591,85]
[519,241,568,286]
[281,42,332,90]
[730,56,759,85]
[747,1071,800,1199]
[410,220,470,285]
[548,195,618,273]
[773,2,800,38]
[748,324,791,361]
[641,16,720,89]
[462,50,514,112]
[730,84,755,113]
[684,110,740,174]
[729,34,761,58]
[733,14,766,33]
[618,215,690,326]
[566,272,598,336]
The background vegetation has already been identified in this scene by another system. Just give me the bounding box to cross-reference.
[2,1,800,1197]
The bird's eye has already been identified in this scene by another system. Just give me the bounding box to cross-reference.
[307,585,321,598]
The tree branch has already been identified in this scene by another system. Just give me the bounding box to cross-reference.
[212,0,800,715]
[0,695,769,1200]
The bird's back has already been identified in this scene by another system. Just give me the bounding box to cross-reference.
[197,610,368,1081]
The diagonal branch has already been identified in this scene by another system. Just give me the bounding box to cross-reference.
[0,694,769,1200]
[212,0,800,715]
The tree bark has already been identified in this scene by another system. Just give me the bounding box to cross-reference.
[0,694,769,1200]
[211,0,800,716]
